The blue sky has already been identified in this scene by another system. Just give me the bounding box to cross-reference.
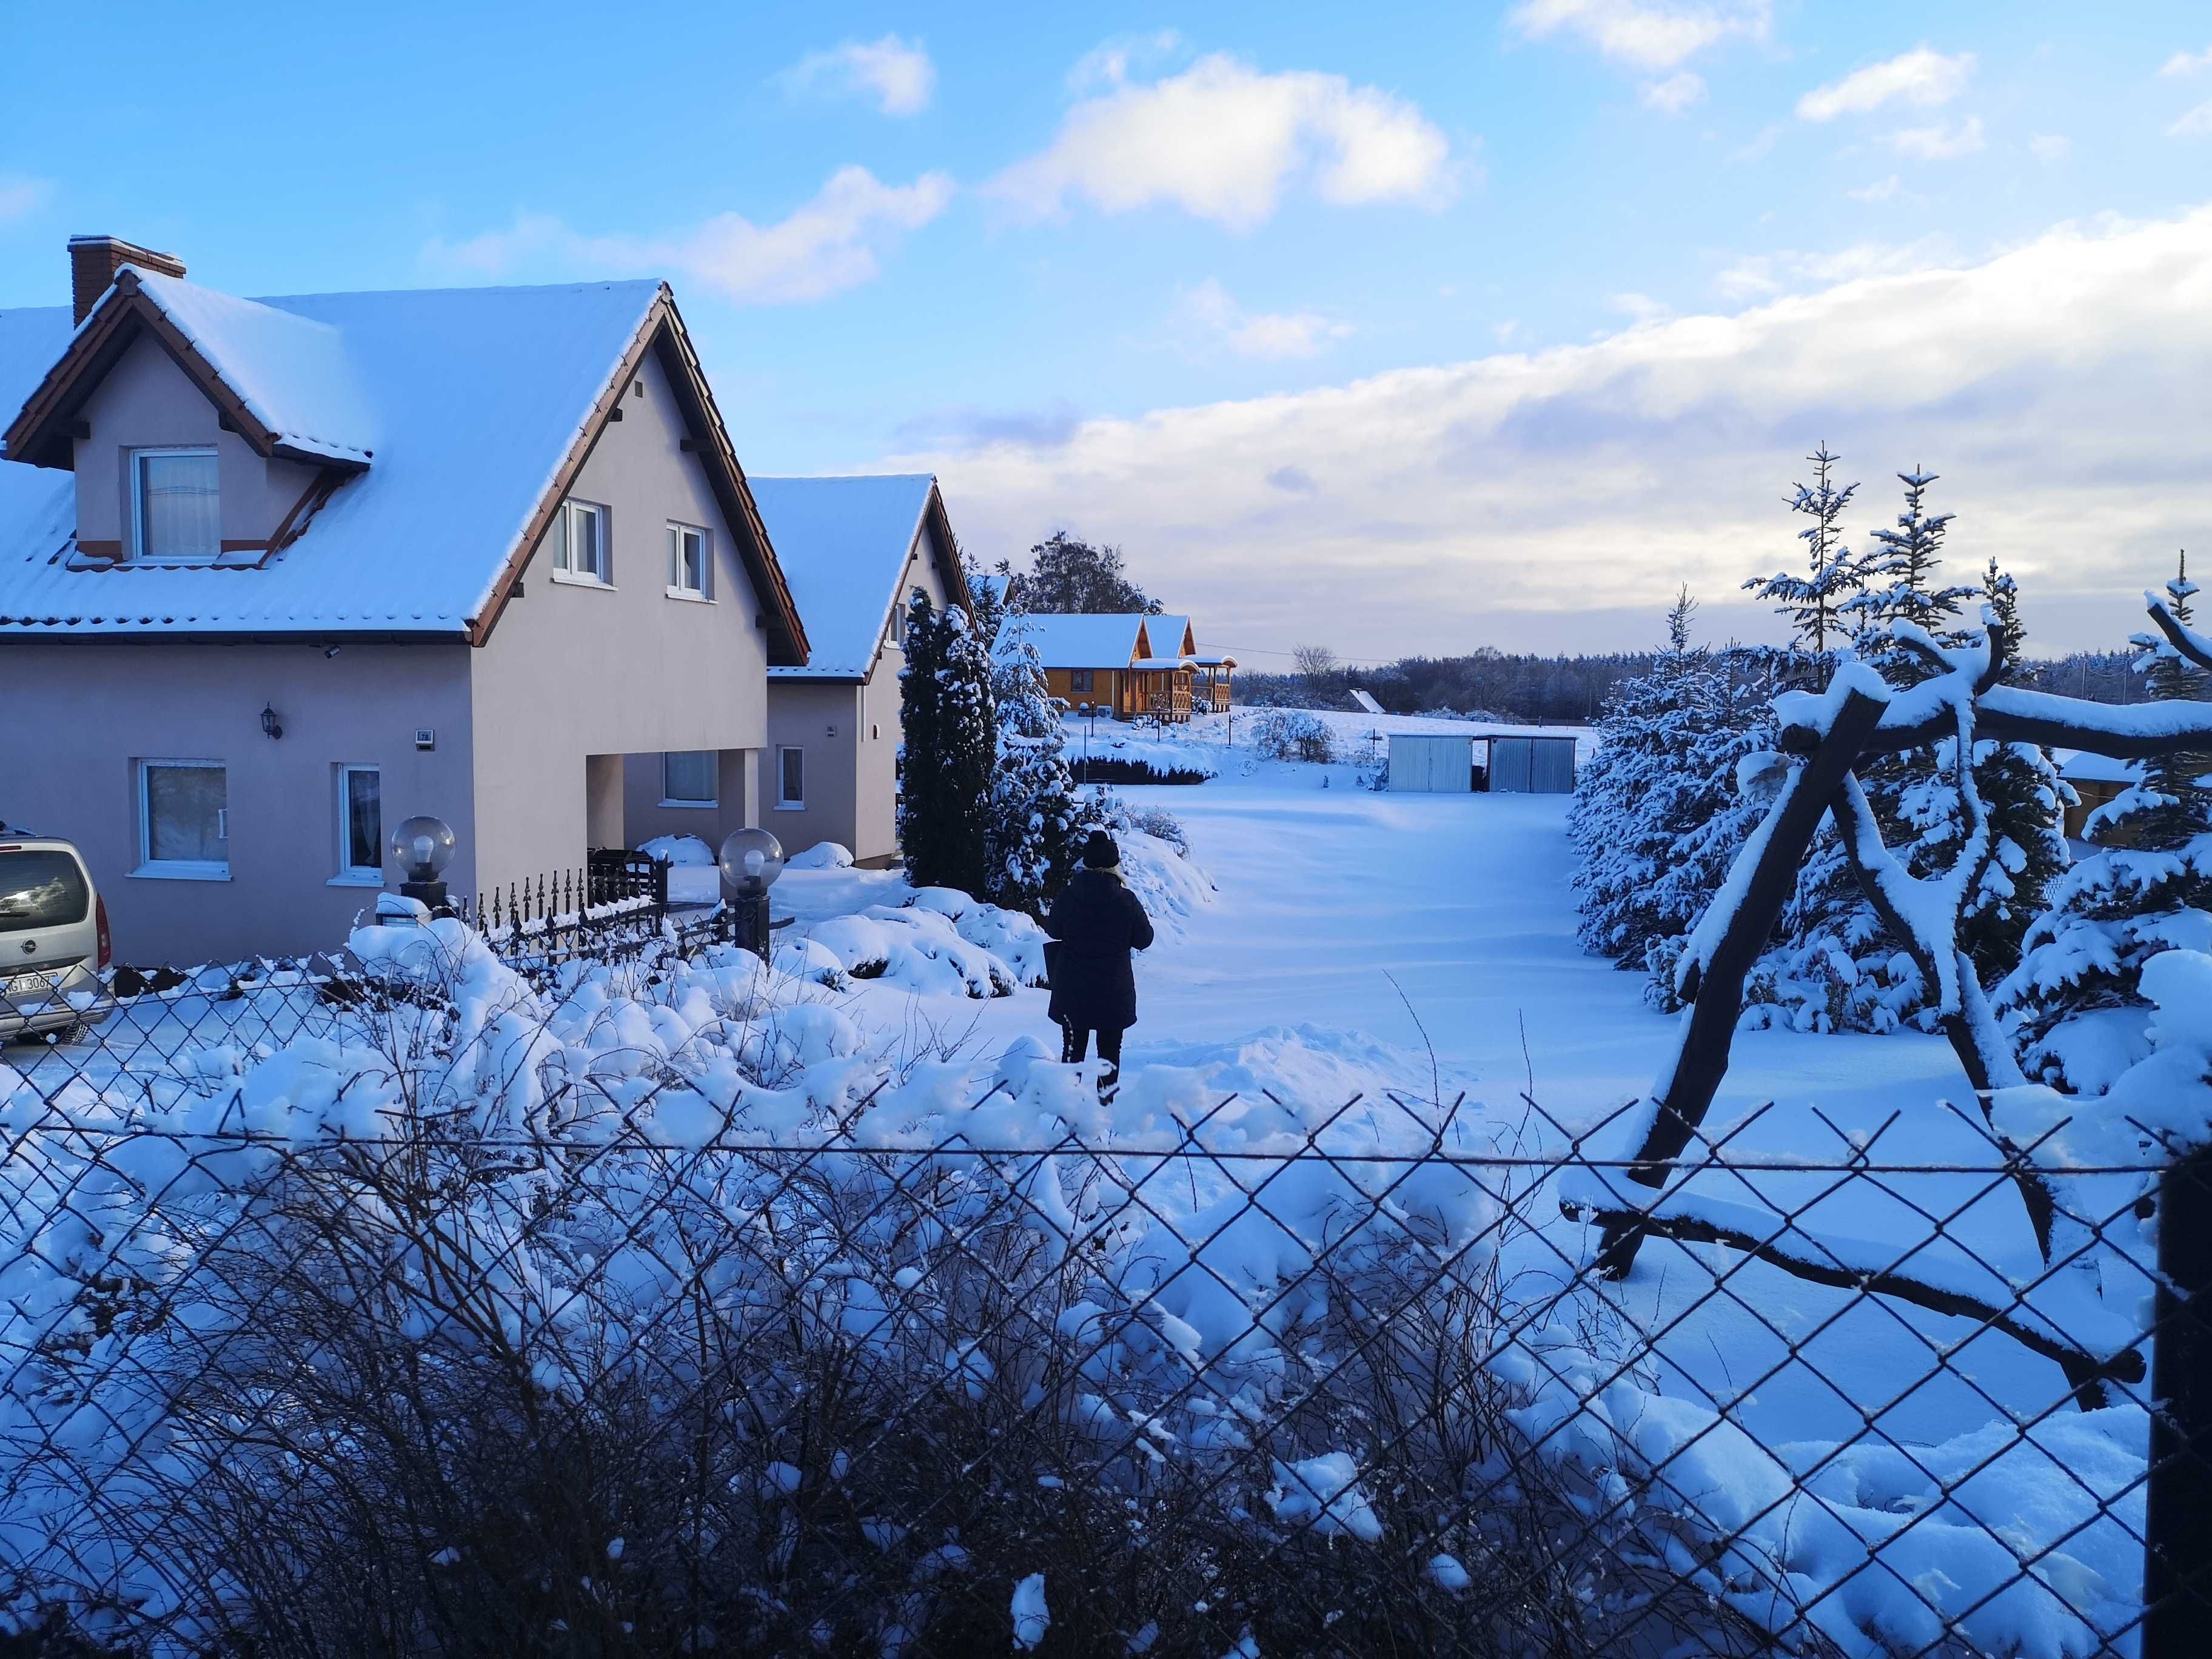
[5,4,2211,663]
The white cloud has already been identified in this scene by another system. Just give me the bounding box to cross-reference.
[1714,235,1952,301]
[1609,291,1671,321]
[1068,30,1183,92]
[1848,174,1903,201]
[2029,133,2071,162]
[988,53,1453,230]
[2159,45,2212,77]
[1507,0,1770,72]
[1641,72,1708,114]
[0,175,52,223]
[781,35,935,116]
[1797,47,1974,121]
[892,209,2212,657]
[1177,279,1353,359]
[1891,115,1985,160]
[424,166,953,305]
[2171,101,2212,137]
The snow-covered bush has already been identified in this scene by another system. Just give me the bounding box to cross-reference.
[1249,708,1338,764]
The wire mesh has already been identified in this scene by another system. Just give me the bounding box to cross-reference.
[0,947,2198,1657]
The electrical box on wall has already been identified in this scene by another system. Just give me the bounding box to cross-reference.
[414,728,436,751]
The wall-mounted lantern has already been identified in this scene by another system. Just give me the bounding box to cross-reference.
[260,703,284,740]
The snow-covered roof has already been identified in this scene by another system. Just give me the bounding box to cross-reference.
[1147,614,1195,656]
[135,268,377,464]
[1021,613,1151,668]
[1128,656,1199,670]
[750,474,942,680]
[2056,749,2139,784]
[0,275,805,645]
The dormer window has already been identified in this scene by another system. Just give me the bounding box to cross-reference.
[132,448,220,563]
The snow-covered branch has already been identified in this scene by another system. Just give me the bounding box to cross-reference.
[2146,588,2212,674]
[1595,683,1889,1279]
[1567,1191,2142,1405]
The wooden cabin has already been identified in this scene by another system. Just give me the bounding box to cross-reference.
[1020,612,1235,722]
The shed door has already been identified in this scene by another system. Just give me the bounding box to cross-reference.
[1530,739,1576,793]
[1489,739,1533,793]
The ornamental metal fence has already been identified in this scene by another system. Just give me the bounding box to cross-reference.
[0,957,2202,1656]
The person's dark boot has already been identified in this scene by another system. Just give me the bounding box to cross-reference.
[1099,1063,1120,1107]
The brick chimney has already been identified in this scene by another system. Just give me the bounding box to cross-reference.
[69,235,186,324]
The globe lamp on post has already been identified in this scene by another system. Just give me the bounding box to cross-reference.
[717,827,785,958]
[389,814,457,916]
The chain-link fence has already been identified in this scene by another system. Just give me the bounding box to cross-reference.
[1,947,2204,1656]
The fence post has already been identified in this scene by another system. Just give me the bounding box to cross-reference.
[2145,1143,2212,1651]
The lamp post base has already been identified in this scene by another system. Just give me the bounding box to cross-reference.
[400,878,452,919]
[732,893,771,959]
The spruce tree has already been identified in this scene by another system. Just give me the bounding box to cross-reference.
[1743,443,1861,660]
[1998,554,2212,1090]
[985,603,1084,914]
[1570,591,1778,994]
[897,591,996,894]
[1949,558,2070,980]
[1745,468,1974,1032]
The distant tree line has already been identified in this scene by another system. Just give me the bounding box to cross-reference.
[1239,646,2150,724]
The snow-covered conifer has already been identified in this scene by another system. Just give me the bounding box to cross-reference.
[1570,591,1779,998]
[1998,554,2212,1089]
[985,600,1084,914]
[1742,443,1861,659]
[899,591,995,894]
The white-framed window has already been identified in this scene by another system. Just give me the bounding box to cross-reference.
[776,746,805,810]
[666,522,711,599]
[131,447,221,563]
[337,765,382,882]
[549,498,611,584]
[662,750,717,806]
[137,760,229,878]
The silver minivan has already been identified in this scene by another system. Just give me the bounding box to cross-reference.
[0,832,113,1041]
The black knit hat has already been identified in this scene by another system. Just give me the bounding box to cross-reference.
[1082,831,1121,869]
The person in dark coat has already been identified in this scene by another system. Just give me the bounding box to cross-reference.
[1045,831,1155,1091]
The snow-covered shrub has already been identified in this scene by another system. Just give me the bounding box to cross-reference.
[1569,594,1777,993]
[1250,709,1338,763]
[786,840,856,870]
[1119,802,1188,859]
[636,832,714,866]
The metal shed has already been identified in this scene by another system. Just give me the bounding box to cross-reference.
[1486,736,1577,794]
[1387,734,1475,793]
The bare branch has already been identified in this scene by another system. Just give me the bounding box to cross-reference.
[1569,1200,2140,1403]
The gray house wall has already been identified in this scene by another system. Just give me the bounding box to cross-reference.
[468,343,769,890]
[0,637,475,964]
[762,529,952,866]
[762,681,863,862]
